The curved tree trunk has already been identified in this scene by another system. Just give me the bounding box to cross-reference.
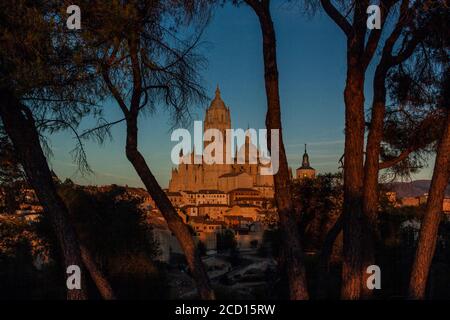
[245,0,309,300]
[409,109,450,299]
[0,89,87,300]
[124,115,215,300]
[97,29,215,300]
[79,245,116,300]
[0,89,116,300]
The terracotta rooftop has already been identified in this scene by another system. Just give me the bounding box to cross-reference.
[197,204,230,208]
[229,188,259,193]
[198,189,225,194]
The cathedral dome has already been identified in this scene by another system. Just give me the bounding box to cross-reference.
[209,86,227,110]
[205,85,231,126]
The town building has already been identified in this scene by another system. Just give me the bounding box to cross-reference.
[181,204,199,217]
[228,188,261,205]
[197,204,230,220]
[444,198,450,213]
[167,191,184,207]
[189,216,226,249]
[196,189,228,205]
[296,144,316,180]
[400,196,421,207]
[226,204,262,221]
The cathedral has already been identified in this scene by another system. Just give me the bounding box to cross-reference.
[168,86,275,195]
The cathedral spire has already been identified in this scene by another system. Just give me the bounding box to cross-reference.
[208,84,227,110]
[215,85,221,98]
[302,144,311,168]
[295,143,316,179]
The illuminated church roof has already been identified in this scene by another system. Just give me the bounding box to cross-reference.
[297,144,314,170]
[208,85,227,110]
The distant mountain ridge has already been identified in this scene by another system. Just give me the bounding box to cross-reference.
[386,180,450,198]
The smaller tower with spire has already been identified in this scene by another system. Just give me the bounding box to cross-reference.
[296,144,316,180]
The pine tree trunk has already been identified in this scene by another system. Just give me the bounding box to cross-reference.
[341,65,365,300]
[409,110,450,299]
[248,1,309,300]
[0,89,87,300]
[124,115,215,300]
[0,89,116,300]
[316,214,343,299]
[361,65,388,298]
[79,245,116,300]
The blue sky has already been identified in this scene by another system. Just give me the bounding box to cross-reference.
[49,2,433,188]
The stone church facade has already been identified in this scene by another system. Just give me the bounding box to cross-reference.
[168,87,275,194]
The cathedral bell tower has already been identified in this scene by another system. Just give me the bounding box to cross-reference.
[202,86,232,189]
[296,144,316,180]
[204,85,232,162]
